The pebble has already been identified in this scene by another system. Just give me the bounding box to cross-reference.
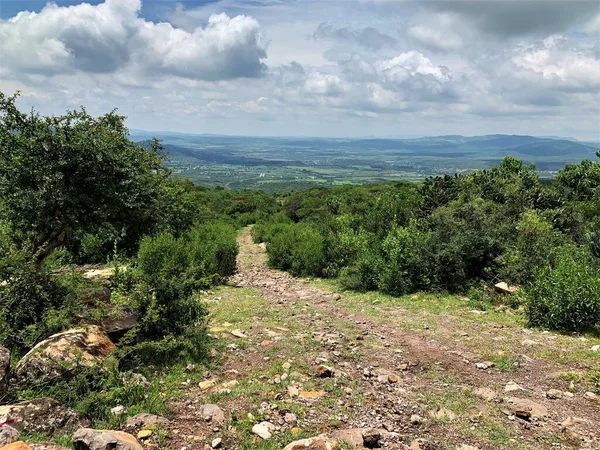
[211,438,222,449]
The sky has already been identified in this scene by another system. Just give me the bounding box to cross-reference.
[0,0,599,139]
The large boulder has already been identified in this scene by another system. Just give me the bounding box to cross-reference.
[1,442,70,450]
[283,437,339,450]
[0,346,9,398]
[0,398,89,436]
[14,326,115,384]
[72,429,142,450]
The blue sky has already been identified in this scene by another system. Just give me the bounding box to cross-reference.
[0,0,599,139]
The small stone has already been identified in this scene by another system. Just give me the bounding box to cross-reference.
[252,422,275,440]
[110,405,126,416]
[284,413,297,423]
[201,404,225,423]
[521,339,538,346]
[388,374,399,384]
[591,345,600,352]
[137,430,152,440]
[583,391,598,401]
[314,365,334,378]
[362,428,381,448]
[546,389,563,399]
[230,329,247,339]
[431,408,457,421]
[288,386,299,397]
[410,414,423,425]
[199,380,216,391]
[504,381,525,392]
[211,438,222,449]
[474,387,497,402]
[282,362,291,371]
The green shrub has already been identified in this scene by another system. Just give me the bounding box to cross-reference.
[0,249,88,355]
[498,210,566,285]
[266,223,325,276]
[339,251,382,292]
[525,250,600,332]
[378,224,430,296]
[322,217,370,278]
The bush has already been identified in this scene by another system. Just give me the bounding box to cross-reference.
[339,251,382,292]
[378,224,430,296]
[0,248,88,355]
[525,250,600,332]
[113,222,238,365]
[266,223,325,276]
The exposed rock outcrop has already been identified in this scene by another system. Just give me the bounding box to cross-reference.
[14,326,115,384]
[72,428,143,450]
[0,398,89,436]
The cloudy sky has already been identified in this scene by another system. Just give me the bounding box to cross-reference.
[1,0,599,139]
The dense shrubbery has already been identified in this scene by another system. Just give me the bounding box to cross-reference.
[256,154,600,332]
[526,250,600,331]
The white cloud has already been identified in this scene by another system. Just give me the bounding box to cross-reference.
[304,70,348,96]
[512,36,600,90]
[377,51,451,83]
[0,0,267,80]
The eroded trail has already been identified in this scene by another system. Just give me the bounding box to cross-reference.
[169,228,599,450]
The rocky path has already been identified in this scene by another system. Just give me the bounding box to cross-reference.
[167,228,599,450]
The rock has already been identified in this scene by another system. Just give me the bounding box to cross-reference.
[283,437,339,450]
[0,398,88,436]
[125,414,170,429]
[284,413,297,424]
[199,380,216,391]
[251,422,275,440]
[410,414,423,425]
[314,365,334,378]
[110,406,126,416]
[504,381,525,392]
[456,445,479,450]
[474,362,492,370]
[0,345,10,397]
[72,428,143,450]
[2,442,70,450]
[14,326,115,384]
[430,408,457,421]
[330,429,363,447]
[474,387,496,402]
[361,429,381,448]
[591,345,600,352]
[101,309,137,343]
[583,391,598,401]
[505,397,548,420]
[387,374,399,384]
[136,430,152,440]
[288,386,299,397]
[521,339,538,347]
[0,425,19,446]
[282,362,292,371]
[546,389,563,400]
[494,282,519,294]
[211,438,222,449]
[201,404,225,423]
[230,330,247,339]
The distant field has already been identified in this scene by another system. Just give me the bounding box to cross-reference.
[131,131,599,190]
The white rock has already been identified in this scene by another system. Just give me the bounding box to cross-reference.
[252,421,275,440]
[111,405,127,416]
[504,381,525,392]
[591,345,600,352]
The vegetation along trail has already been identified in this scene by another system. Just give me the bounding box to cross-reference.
[164,227,600,450]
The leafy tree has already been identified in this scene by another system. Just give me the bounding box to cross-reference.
[0,92,168,264]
